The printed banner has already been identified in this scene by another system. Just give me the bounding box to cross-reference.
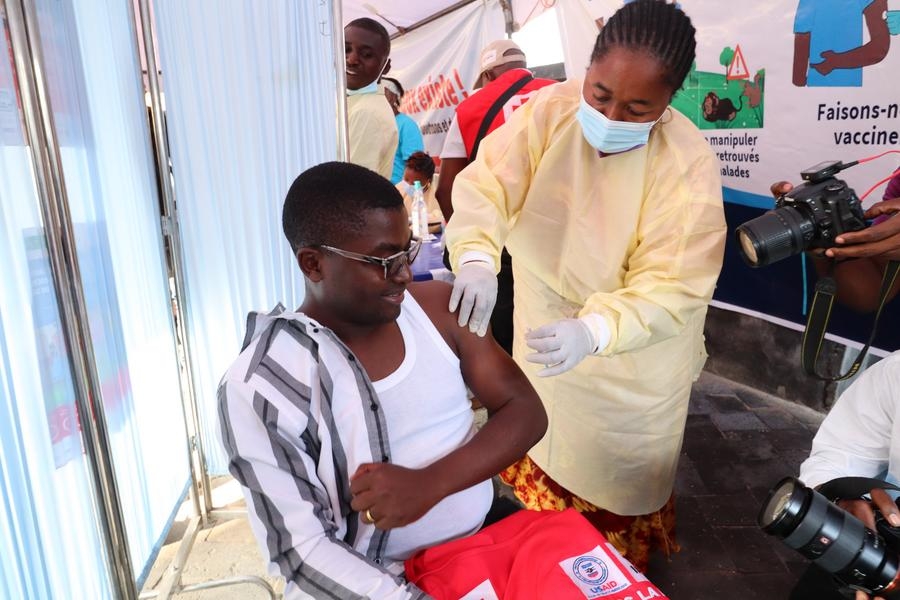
[388,1,506,158]
[26,223,130,468]
[555,0,900,351]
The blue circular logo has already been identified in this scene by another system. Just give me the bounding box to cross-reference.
[572,556,608,585]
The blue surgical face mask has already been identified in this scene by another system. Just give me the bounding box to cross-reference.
[402,181,427,195]
[347,60,389,96]
[576,96,660,155]
[347,81,378,96]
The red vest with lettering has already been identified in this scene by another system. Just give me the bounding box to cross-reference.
[456,68,557,159]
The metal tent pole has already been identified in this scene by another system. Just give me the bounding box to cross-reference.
[332,0,349,160]
[4,0,137,597]
[134,0,212,521]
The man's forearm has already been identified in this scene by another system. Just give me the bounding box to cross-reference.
[421,392,546,500]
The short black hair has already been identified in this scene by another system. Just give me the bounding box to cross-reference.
[282,161,403,252]
[591,0,696,91]
[404,151,435,181]
[345,17,391,56]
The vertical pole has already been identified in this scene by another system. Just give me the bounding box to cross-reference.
[330,0,349,160]
[4,0,137,597]
[134,0,212,521]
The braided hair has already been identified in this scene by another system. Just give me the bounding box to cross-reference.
[404,151,435,181]
[592,0,696,91]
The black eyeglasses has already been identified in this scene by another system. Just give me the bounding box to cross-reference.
[319,237,422,279]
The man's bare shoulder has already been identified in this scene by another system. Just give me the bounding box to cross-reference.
[407,281,459,339]
[408,280,453,317]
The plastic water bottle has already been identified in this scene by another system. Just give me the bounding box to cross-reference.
[411,181,435,241]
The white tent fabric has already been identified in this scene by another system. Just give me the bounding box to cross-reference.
[2,0,190,594]
[342,0,551,37]
[554,0,605,78]
[153,2,338,475]
[389,2,505,156]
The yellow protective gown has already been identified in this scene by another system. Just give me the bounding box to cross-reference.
[446,79,726,515]
[347,88,398,180]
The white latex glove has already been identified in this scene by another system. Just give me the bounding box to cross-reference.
[448,261,497,337]
[525,318,597,377]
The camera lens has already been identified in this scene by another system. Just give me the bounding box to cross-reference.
[759,477,900,597]
[734,206,815,267]
[759,478,806,531]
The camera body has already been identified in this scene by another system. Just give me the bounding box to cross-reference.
[876,509,900,551]
[759,477,900,597]
[735,160,868,267]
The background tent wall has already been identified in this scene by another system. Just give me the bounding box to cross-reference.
[151,1,342,475]
[1,0,195,596]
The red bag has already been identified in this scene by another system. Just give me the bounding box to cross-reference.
[404,508,669,600]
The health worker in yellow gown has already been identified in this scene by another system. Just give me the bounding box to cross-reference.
[345,18,398,180]
[444,0,727,571]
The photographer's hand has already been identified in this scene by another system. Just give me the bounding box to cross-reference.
[829,198,900,261]
[769,181,792,198]
[836,488,899,530]
[769,181,900,311]
[838,489,898,600]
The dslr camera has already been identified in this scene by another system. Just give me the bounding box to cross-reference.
[759,477,900,597]
[736,160,867,267]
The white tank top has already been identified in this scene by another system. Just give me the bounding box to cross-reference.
[371,291,493,561]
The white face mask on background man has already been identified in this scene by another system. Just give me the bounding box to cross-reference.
[347,59,389,96]
[575,97,660,155]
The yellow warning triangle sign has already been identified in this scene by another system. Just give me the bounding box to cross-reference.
[727,44,750,80]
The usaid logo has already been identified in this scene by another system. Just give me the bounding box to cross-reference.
[572,555,609,585]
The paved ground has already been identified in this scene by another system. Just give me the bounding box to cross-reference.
[141,370,824,599]
[645,371,823,600]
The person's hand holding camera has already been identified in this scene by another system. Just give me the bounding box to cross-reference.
[828,197,900,262]
[767,180,900,312]
[836,488,900,600]
[770,181,900,262]
[836,487,900,531]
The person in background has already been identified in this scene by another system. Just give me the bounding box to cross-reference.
[444,0,726,571]
[218,161,546,599]
[771,168,900,312]
[395,151,442,232]
[382,76,425,185]
[345,18,398,179]
[790,350,900,600]
[436,39,557,356]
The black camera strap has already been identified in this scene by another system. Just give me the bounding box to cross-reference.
[818,477,900,502]
[801,259,899,381]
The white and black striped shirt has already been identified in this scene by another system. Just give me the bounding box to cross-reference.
[218,296,490,599]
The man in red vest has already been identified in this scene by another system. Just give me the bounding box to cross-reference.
[436,39,556,355]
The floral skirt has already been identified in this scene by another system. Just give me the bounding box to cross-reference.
[499,455,678,572]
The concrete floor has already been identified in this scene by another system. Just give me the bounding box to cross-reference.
[139,479,283,599]
[140,370,825,600]
[645,371,824,599]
